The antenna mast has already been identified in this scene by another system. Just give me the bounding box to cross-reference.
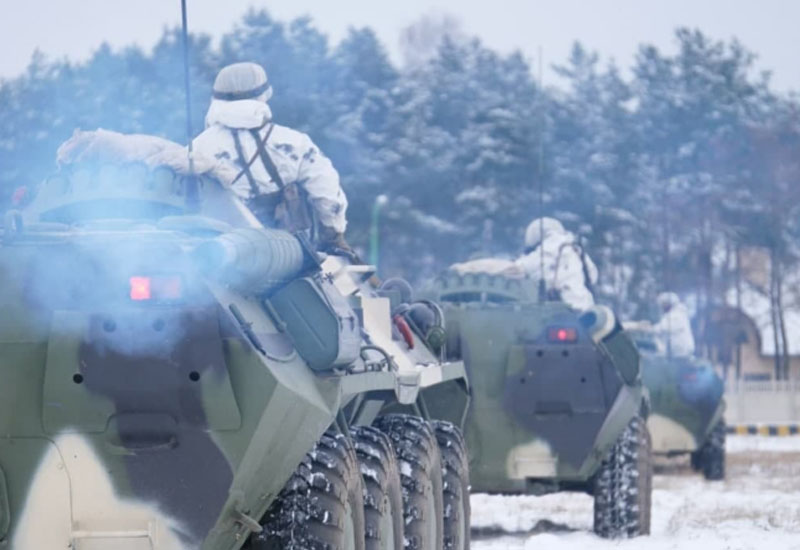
[180,0,194,160]
[537,46,546,302]
[180,0,200,208]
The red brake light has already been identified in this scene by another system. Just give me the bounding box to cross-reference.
[130,277,152,301]
[129,276,183,302]
[547,327,578,343]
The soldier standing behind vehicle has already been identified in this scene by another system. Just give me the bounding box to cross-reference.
[193,62,350,252]
[515,217,598,310]
[653,292,695,358]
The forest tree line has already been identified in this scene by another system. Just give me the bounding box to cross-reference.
[1,10,799,373]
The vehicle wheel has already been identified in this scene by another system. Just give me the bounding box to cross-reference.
[376,414,444,550]
[251,432,366,550]
[433,420,471,550]
[593,415,652,538]
[696,420,726,481]
[352,426,405,550]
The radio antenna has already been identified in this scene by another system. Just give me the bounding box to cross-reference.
[537,46,546,302]
[180,0,194,162]
[180,0,199,206]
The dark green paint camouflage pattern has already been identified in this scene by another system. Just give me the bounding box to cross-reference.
[631,331,725,454]
[430,270,645,494]
[0,153,468,549]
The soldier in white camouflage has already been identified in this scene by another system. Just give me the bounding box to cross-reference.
[194,62,350,253]
[515,217,598,310]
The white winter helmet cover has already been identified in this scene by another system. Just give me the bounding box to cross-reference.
[657,292,680,310]
[213,62,273,102]
[524,217,565,250]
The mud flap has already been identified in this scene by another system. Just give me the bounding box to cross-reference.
[503,343,618,472]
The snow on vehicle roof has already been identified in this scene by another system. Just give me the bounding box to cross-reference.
[57,129,234,185]
[448,257,525,277]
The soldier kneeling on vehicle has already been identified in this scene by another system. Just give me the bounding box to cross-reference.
[449,217,599,311]
[193,61,352,255]
[515,217,598,311]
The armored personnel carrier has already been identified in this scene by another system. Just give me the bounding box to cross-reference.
[629,328,726,480]
[429,267,652,538]
[0,130,471,550]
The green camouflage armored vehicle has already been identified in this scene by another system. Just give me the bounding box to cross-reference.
[629,328,726,480]
[0,131,471,550]
[429,268,652,538]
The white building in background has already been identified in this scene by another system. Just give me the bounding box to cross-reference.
[703,246,800,382]
[706,305,800,382]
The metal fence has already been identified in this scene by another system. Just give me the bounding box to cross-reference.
[724,381,800,424]
[725,379,800,393]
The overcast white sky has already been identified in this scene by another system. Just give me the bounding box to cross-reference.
[1,1,798,92]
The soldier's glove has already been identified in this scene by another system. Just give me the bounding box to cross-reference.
[318,227,359,263]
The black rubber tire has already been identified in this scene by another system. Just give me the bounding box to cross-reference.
[696,420,726,481]
[593,416,652,539]
[690,448,702,472]
[433,421,471,550]
[375,414,444,550]
[251,432,366,550]
[352,426,405,550]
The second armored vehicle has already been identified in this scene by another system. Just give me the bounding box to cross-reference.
[428,268,652,538]
[630,329,726,480]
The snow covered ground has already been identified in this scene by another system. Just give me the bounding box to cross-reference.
[471,435,800,550]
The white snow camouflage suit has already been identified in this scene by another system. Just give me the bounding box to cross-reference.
[515,225,598,311]
[193,98,348,234]
[653,292,695,357]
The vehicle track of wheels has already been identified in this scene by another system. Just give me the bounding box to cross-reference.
[690,447,702,472]
[250,432,366,550]
[352,425,405,550]
[593,415,652,539]
[693,420,726,481]
[375,414,444,550]
[433,420,471,550]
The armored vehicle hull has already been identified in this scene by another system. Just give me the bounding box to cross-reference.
[0,131,471,550]
[432,269,652,538]
[637,343,726,480]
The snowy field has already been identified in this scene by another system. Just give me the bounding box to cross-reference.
[471,435,800,550]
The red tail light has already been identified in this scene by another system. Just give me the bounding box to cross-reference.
[129,277,152,301]
[129,276,183,302]
[547,327,578,343]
